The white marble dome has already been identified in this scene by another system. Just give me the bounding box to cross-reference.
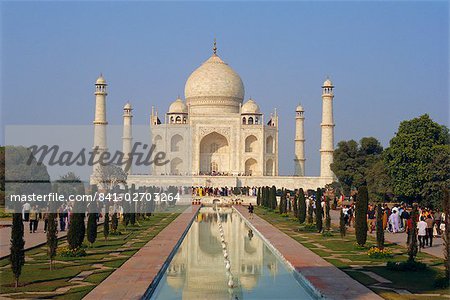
[168,97,187,114]
[241,98,260,114]
[184,54,245,113]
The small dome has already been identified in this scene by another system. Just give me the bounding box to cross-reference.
[96,74,106,85]
[322,78,333,87]
[296,104,304,112]
[124,102,132,110]
[241,98,260,114]
[168,97,188,114]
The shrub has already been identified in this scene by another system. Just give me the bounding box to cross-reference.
[386,261,426,272]
[434,276,450,288]
[299,223,317,232]
[322,231,334,237]
[58,246,87,257]
[367,247,393,259]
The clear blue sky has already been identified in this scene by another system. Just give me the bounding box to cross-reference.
[1,1,448,176]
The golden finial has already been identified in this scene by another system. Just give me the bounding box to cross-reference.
[213,38,217,55]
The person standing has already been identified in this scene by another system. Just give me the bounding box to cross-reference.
[248,203,254,219]
[22,202,31,222]
[29,206,38,233]
[434,210,442,235]
[367,205,376,233]
[425,214,434,247]
[417,217,428,249]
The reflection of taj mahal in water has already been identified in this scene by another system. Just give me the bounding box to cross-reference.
[91,41,336,189]
[154,208,282,299]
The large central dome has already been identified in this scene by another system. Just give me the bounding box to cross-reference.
[184,53,245,114]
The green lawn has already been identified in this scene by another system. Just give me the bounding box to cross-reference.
[0,212,179,299]
[255,207,447,300]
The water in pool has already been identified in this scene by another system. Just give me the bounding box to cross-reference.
[150,207,317,300]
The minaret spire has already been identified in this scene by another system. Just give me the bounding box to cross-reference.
[122,102,133,174]
[92,74,108,181]
[294,103,306,176]
[320,77,335,178]
[213,38,217,55]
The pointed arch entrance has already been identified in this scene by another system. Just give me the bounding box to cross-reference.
[199,132,229,174]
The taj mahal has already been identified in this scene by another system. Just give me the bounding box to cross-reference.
[92,41,336,190]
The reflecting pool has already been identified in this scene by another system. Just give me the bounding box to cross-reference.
[150,207,318,300]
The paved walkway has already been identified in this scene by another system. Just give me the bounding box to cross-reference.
[234,205,382,300]
[329,210,444,259]
[84,205,201,300]
[0,218,104,259]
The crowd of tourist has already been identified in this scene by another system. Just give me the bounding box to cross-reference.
[191,186,258,197]
[338,200,446,249]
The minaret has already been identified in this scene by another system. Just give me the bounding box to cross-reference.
[320,78,335,178]
[122,102,133,174]
[294,104,305,176]
[93,74,108,174]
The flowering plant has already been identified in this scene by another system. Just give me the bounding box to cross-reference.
[367,247,393,258]
[57,246,87,257]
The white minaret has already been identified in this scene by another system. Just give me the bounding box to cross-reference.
[93,74,108,174]
[122,102,133,174]
[294,104,305,176]
[320,78,335,178]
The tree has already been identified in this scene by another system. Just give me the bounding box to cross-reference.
[256,187,261,206]
[384,114,449,205]
[298,188,306,223]
[293,191,298,218]
[422,145,450,209]
[325,196,331,231]
[111,213,119,232]
[4,146,51,208]
[407,204,419,262]
[279,189,286,214]
[366,160,392,203]
[315,189,323,232]
[57,172,84,200]
[67,209,85,250]
[94,164,127,192]
[47,186,58,270]
[331,138,383,195]
[47,210,58,270]
[375,203,384,250]
[339,208,346,238]
[355,186,368,246]
[10,211,25,288]
[130,184,136,225]
[103,210,110,241]
[270,186,277,210]
[87,206,97,247]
